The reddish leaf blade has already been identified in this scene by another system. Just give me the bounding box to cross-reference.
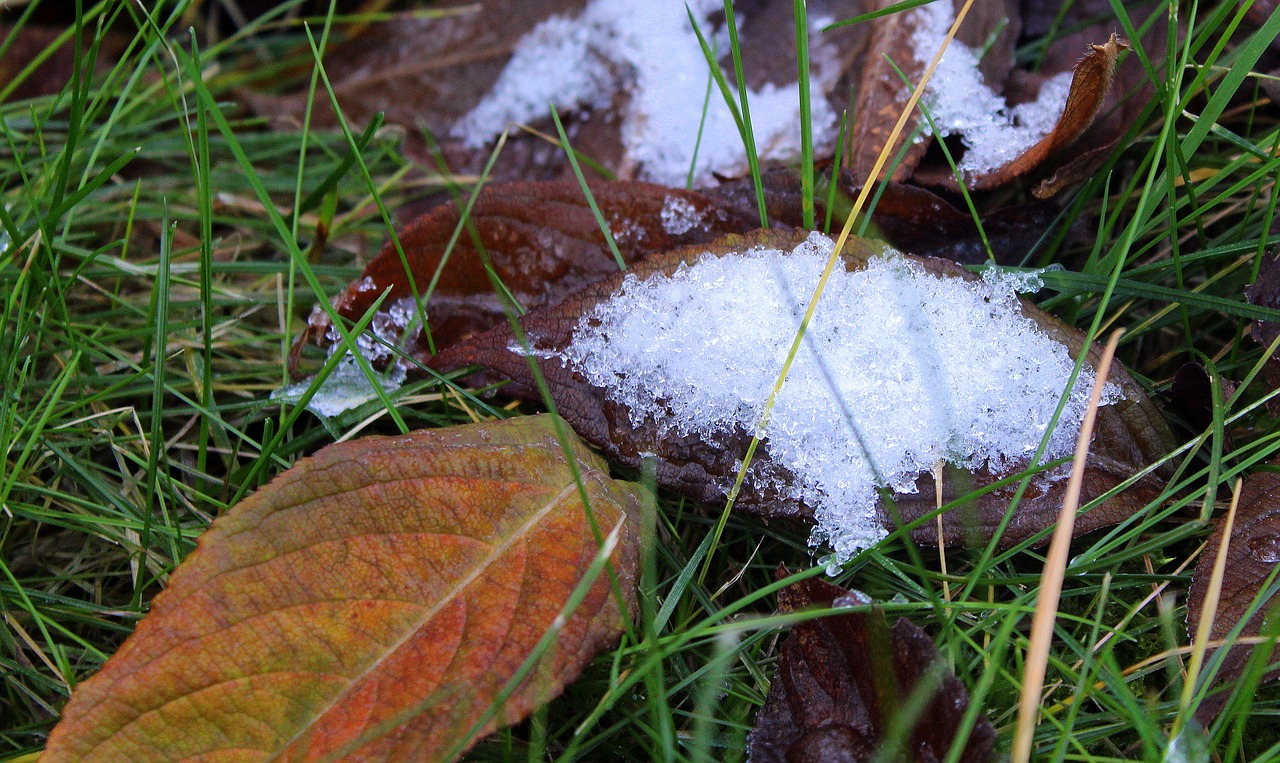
[292,179,754,374]
[44,415,646,762]
[1187,470,1280,724]
[748,571,995,762]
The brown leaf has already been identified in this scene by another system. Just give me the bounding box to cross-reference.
[847,0,1018,185]
[747,568,995,762]
[242,1,595,181]
[912,33,1129,192]
[1246,249,1280,415]
[1166,362,1237,449]
[44,415,646,762]
[292,179,755,376]
[430,228,1174,549]
[0,22,128,102]
[1187,469,1280,725]
[708,166,1084,265]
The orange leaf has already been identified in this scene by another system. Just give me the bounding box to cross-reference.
[43,415,646,762]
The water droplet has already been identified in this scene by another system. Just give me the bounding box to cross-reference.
[1247,534,1280,564]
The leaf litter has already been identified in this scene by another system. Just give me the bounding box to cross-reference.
[35,0,1218,758]
[431,228,1174,554]
[747,568,996,762]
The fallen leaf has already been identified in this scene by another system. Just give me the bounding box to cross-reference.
[846,0,1018,185]
[429,228,1174,550]
[708,166,1084,264]
[1186,469,1280,725]
[244,0,866,184]
[291,179,755,376]
[912,33,1129,191]
[0,22,128,102]
[747,568,995,762]
[43,415,646,762]
[1246,249,1280,415]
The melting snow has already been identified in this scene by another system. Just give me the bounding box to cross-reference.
[273,354,406,419]
[452,0,839,185]
[565,232,1115,563]
[910,1,1073,176]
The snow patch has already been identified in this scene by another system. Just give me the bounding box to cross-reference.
[910,1,1073,176]
[273,354,406,419]
[565,232,1115,563]
[452,0,839,185]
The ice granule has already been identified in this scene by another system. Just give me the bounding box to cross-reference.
[564,232,1115,563]
[452,0,839,185]
[910,1,1073,176]
[660,195,705,235]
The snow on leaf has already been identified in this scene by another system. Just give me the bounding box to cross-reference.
[43,415,646,763]
[451,0,843,184]
[431,229,1174,556]
[851,0,1136,194]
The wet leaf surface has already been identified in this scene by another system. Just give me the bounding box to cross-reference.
[43,415,645,763]
[429,228,1174,548]
[1187,469,1280,725]
[747,568,995,763]
[291,179,755,375]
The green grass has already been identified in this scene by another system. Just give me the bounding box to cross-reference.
[5,0,1280,761]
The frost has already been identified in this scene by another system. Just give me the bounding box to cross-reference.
[565,232,1114,563]
[273,354,405,419]
[452,0,840,185]
[980,264,1047,294]
[910,1,1072,176]
[660,195,705,235]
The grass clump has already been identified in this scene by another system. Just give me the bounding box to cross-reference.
[4,1,1280,761]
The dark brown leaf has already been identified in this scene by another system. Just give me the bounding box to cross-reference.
[0,22,128,102]
[708,166,1083,265]
[429,228,1174,548]
[1186,469,1280,725]
[1246,249,1280,415]
[292,179,755,376]
[747,568,995,763]
[1166,362,1237,449]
